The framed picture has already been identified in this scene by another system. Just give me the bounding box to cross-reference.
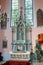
[2,40,7,48]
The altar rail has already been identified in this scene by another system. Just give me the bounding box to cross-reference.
[10,52,30,60]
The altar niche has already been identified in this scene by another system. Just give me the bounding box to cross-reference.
[12,7,31,53]
[12,21,26,52]
[17,22,25,40]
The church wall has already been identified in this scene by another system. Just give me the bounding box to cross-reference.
[0,30,12,61]
[32,0,43,52]
[32,27,43,52]
[0,0,12,61]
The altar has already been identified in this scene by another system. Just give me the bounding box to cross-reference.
[11,7,32,61]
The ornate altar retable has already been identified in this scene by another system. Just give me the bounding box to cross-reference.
[10,7,32,60]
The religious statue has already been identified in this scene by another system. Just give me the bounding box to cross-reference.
[1,12,7,29]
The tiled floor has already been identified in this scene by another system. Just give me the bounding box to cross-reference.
[33,62,43,65]
[0,61,6,65]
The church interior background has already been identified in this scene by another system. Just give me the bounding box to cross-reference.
[0,0,43,62]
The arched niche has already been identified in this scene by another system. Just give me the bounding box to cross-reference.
[37,9,43,26]
[17,22,25,40]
